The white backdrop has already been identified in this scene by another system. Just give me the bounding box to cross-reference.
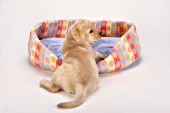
[0,0,170,113]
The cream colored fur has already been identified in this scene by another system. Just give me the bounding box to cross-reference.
[40,20,107,108]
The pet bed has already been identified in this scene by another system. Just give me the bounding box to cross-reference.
[28,20,141,74]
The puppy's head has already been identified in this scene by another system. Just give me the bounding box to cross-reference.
[70,20,101,44]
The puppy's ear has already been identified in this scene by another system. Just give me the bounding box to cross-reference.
[71,25,84,42]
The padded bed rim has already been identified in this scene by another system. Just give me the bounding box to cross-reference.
[28,20,141,74]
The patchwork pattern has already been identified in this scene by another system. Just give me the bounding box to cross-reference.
[28,20,141,74]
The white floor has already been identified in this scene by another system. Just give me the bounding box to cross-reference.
[0,0,170,113]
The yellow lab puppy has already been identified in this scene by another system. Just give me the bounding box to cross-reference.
[40,20,106,108]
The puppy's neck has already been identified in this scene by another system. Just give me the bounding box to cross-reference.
[62,35,91,55]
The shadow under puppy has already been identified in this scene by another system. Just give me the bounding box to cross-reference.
[40,20,107,108]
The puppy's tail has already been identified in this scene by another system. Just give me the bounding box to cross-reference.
[57,83,87,108]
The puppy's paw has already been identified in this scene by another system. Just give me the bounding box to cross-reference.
[40,79,49,88]
[102,54,109,58]
[40,79,59,93]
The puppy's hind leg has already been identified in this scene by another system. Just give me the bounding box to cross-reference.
[40,79,60,93]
